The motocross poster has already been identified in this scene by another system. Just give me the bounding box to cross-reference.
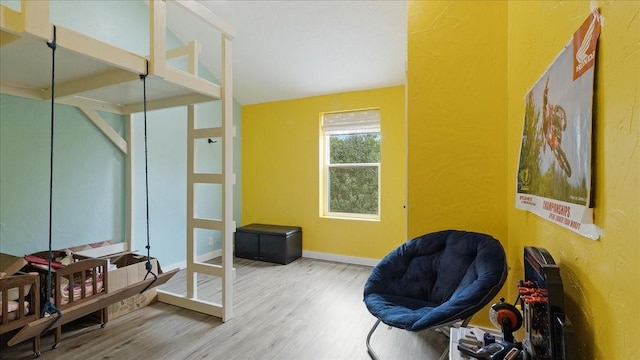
[516,10,602,240]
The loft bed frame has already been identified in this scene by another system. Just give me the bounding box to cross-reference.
[1,0,236,347]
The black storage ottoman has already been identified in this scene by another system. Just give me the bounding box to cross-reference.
[234,223,302,265]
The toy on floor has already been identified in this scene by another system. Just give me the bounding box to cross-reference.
[457,298,525,360]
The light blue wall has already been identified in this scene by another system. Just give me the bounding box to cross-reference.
[0,0,242,268]
[50,0,149,56]
[132,107,187,264]
[0,94,126,254]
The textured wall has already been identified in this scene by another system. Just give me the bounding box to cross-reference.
[407,2,639,354]
[242,86,406,259]
[507,1,640,359]
[406,1,509,241]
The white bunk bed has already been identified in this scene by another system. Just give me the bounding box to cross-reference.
[1,0,235,346]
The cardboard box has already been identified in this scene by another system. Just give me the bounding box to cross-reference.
[104,253,162,319]
[0,252,27,277]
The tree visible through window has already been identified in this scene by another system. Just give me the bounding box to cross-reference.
[322,109,380,218]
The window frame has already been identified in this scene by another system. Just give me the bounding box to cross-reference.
[320,109,381,220]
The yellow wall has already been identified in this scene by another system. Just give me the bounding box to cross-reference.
[507,2,640,359]
[408,0,639,358]
[242,86,406,259]
[407,0,509,241]
[406,0,508,328]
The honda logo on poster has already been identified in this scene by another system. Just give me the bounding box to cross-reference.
[573,11,601,80]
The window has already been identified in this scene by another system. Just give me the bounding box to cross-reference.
[321,109,380,219]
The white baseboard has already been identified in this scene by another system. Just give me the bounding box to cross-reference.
[302,250,379,267]
[162,249,376,273]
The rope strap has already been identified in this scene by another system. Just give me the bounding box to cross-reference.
[140,62,157,293]
[43,25,63,334]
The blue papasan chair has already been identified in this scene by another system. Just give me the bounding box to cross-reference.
[363,230,508,360]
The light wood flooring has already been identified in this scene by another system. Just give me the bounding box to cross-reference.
[1,257,448,360]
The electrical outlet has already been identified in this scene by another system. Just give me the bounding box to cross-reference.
[208,236,214,246]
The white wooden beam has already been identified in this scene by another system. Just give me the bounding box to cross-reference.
[191,262,223,278]
[150,0,166,77]
[187,105,196,300]
[166,40,198,69]
[165,67,221,98]
[0,5,25,34]
[191,218,223,231]
[166,44,190,60]
[78,107,128,154]
[126,114,135,253]
[221,34,234,322]
[193,127,223,139]
[193,173,223,184]
[174,0,236,40]
[0,82,45,100]
[156,291,222,317]
[188,41,198,76]
[55,25,146,75]
[57,97,124,115]
[121,92,215,114]
[1,82,125,114]
[47,69,140,100]
[23,0,50,40]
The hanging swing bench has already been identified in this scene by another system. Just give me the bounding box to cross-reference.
[8,26,178,350]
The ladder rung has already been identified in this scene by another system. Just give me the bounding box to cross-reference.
[191,218,223,231]
[192,127,223,139]
[192,173,223,184]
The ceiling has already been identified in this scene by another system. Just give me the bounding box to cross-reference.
[169,0,407,105]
